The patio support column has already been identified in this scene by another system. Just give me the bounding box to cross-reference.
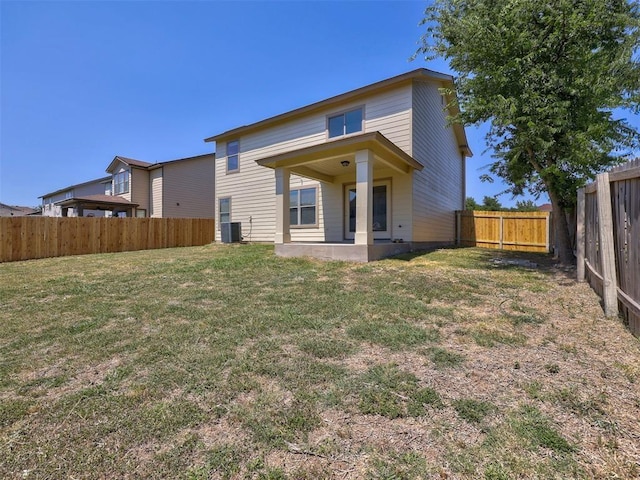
[355,149,373,245]
[274,167,291,244]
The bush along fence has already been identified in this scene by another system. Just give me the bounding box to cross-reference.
[577,159,640,335]
[0,217,215,263]
[456,210,552,253]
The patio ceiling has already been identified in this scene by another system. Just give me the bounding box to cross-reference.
[255,131,424,183]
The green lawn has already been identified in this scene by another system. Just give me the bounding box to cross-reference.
[1,244,639,479]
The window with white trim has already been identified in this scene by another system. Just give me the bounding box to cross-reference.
[113,170,129,195]
[328,108,363,138]
[289,187,317,227]
[219,197,231,226]
[227,140,239,172]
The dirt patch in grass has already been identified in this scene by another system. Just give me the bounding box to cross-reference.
[1,245,639,479]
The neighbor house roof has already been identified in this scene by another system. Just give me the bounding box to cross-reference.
[0,203,39,216]
[39,176,112,199]
[538,203,553,212]
[106,156,153,173]
[205,68,472,157]
[107,153,215,173]
[147,153,215,170]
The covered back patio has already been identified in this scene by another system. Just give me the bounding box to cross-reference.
[257,132,423,262]
[56,194,139,218]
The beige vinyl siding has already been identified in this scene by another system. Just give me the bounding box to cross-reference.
[161,157,215,218]
[130,168,150,214]
[364,85,413,155]
[150,168,163,218]
[215,85,414,242]
[411,80,464,242]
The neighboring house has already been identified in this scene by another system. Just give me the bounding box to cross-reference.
[205,68,472,261]
[40,176,112,217]
[42,153,215,218]
[104,153,215,218]
[0,203,39,217]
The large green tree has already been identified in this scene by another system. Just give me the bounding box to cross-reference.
[418,0,640,263]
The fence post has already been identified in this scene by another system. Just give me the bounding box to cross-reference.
[576,188,585,282]
[545,212,550,253]
[498,214,504,249]
[455,211,461,245]
[596,173,618,317]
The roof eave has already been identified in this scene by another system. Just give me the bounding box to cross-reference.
[205,68,455,143]
[256,131,424,176]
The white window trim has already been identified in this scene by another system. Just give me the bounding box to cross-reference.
[326,106,364,139]
[290,186,318,228]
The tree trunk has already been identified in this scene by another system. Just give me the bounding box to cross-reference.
[548,191,574,265]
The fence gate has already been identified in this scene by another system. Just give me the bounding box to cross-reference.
[456,210,551,253]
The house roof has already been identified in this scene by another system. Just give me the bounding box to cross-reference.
[106,153,215,173]
[40,176,112,199]
[0,203,38,216]
[147,153,215,170]
[106,156,153,173]
[256,131,423,183]
[537,203,553,212]
[204,68,472,157]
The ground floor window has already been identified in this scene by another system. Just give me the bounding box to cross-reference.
[219,197,231,227]
[136,209,146,218]
[289,187,317,227]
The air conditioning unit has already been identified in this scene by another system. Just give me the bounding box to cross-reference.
[221,222,241,243]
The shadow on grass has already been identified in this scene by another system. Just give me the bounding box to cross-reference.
[392,246,576,281]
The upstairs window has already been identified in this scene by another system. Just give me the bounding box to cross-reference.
[328,108,363,138]
[227,140,239,173]
[289,187,317,227]
[113,170,129,195]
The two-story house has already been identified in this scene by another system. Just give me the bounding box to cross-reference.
[205,68,471,261]
[42,153,215,218]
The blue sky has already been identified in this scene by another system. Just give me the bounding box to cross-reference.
[1,1,638,208]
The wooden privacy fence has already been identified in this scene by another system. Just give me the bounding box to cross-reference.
[0,217,215,263]
[456,210,551,253]
[577,159,640,335]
